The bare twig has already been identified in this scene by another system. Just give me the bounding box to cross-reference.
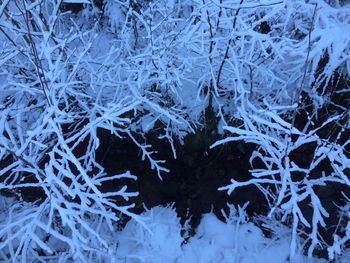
[17,0,52,106]
[216,0,244,90]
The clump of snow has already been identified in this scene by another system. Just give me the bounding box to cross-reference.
[116,206,183,263]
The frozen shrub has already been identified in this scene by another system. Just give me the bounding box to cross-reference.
[0,0,185,261]
[0,0,349,261]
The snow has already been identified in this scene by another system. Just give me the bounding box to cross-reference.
[0,200,333,262]
[113,206,329,263]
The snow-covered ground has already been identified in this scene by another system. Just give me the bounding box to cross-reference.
[1,193,349,262]
[111,206,330,263]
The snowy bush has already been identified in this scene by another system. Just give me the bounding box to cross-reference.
[0,0,349,261]
[0,0,186,260]
[211,0,350,258]
[212,100,350,257]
